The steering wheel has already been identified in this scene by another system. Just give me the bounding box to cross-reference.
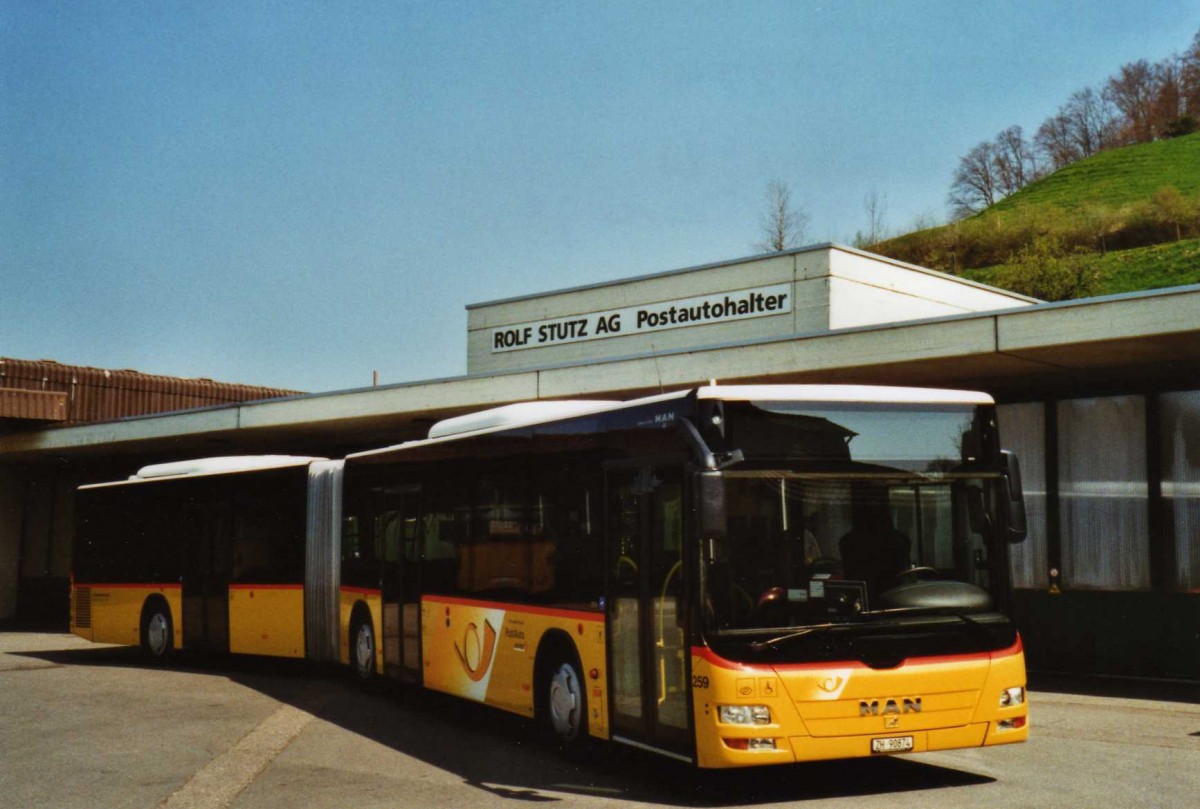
[891,566,940,586]
[808,556,843,575]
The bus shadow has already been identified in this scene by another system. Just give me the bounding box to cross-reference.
[312,678,994,806]
[1029,671,1200,705]
[17,645,994,806]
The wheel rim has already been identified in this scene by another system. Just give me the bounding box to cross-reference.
[147,612,169,656]
[355,623,374,676]
[548,663,582,740]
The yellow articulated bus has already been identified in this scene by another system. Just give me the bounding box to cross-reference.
[72,385,1029,767]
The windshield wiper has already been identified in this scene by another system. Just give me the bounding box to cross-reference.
[863,607,998,640]
[748,622,844,652]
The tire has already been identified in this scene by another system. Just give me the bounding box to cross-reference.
[140,600,174,662]
[351,615,376,684]
[542,652,589,755]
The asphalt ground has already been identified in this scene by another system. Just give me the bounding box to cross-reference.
[1,632,1198,809]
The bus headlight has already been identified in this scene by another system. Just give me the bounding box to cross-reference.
[718,705,771,725]
[999,686,1025,707]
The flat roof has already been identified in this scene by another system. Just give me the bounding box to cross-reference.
[466,242,1040,309]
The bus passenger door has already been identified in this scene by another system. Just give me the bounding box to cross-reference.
[181,497,231,651]
[606,464,690,759]
[381,485,422,680]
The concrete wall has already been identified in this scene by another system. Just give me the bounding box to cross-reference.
[467,246,1035,375]
[467,253,811,373]
[827,250,1032,329]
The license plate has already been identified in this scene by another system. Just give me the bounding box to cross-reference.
[871,736,914,754]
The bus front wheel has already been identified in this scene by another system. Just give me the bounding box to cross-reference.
[140,600,174,662]
[542,653,589,754]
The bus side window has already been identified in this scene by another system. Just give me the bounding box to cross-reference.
[461,465,554,597]
[539,463,603,607]
[422,472,467,595]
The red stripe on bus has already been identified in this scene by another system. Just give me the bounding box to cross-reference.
[423,594,604,622]
[228,583,303,591]
[71,582,181,590]
[693,635,1024,673]
[341,586,382,597]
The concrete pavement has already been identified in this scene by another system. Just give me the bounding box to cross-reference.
[2,632,1197,808]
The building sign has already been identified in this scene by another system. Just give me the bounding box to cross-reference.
[490,283,792,353]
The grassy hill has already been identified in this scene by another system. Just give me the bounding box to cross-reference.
[988,131,1200,215]
[873,132,1200,298]
[963,237,1200,296]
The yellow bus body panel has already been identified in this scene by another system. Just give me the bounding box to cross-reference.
[228,585,305,658]
[71,584,182,650]
[691,639,1028,768]
[422,595,609,740]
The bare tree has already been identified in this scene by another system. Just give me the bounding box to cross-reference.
[1065,87,1118,155]
[1152,56,1184,129]
[1183,28,1200,115]
[948,140,999,219]
[853,189,889,248]
[756,180,808,252]
[993,125,1039,196]
[1105,59,1158,143]
[1035,87,1117,170]
[1034,112,1077,170]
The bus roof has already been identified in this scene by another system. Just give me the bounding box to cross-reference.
[80,455,328,489]
[427,399,621,440]
[693,384,994,405]
[348,384,994,462]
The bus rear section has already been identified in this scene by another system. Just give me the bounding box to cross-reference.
[70,456,343,664]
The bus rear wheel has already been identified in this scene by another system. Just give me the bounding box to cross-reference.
[140,601,174,662]
[542,655,589,754]
[351,615,376,684]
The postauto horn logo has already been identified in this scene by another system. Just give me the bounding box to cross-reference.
[455,619,498,682]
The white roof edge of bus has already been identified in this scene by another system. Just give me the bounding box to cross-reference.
[351,390,694,459]
[427,400,623,440]
[694,385,994,405]
[349,384,993,462]
[131,455,328,481]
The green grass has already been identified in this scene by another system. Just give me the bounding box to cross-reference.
[871,132,1200,277]
[988,132,1200,215]
[962,238,1200,297]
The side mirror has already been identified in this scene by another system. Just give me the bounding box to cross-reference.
[1001,450,1027,544]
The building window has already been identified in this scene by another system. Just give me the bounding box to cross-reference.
[997,403,1048,589]
[1160,391,1200,592]
[1057,396,1150,591]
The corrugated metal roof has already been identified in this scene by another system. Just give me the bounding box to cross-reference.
[0,388,67,422]
[0,358,299,426]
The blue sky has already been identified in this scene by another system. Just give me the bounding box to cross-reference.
[3,1,1197,392]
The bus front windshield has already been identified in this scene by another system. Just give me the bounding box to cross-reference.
[701,401,1016,659]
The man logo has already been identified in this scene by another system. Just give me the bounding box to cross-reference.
[859,697,923,717]
[454,619,498,682]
